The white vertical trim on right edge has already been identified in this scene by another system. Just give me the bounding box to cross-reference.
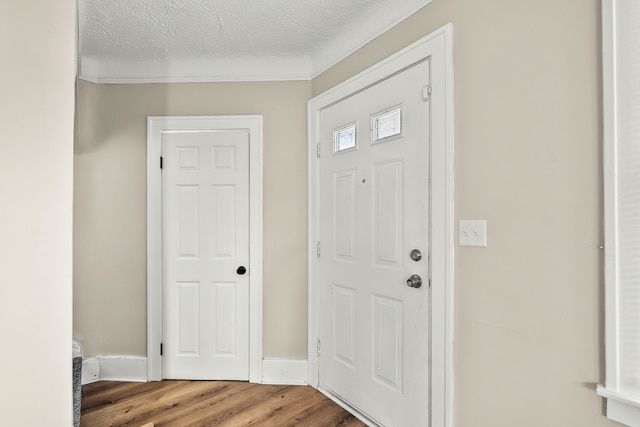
[599,2,640,426]
[601,0,620,394]
[307,24,454,427]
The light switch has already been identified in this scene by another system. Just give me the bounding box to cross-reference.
[459,220,487,247]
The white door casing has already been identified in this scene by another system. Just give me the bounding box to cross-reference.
[308,25,453,427]
[147,116,263,383]
[163,130,250,380]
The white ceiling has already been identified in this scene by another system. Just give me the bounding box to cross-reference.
[78,0,432,83]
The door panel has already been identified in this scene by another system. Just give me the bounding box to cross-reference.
[318,60,430,426]
[334,170,357,260]
[333,284,357,367]
[373,160,403,266]
[163,129,250,380]
[177,281,199,354]
[176,185,200,257]
[372,294,403,390]
[211,184,237,257]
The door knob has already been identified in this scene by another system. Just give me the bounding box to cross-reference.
[406,274,422,288]
[410,249,422,262]
[237,266,247,275]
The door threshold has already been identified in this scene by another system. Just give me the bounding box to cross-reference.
[317,386,383,427]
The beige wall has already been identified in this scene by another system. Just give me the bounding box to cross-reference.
[74,80,311,358]
[316,0,619,426]
[0,1,76,425]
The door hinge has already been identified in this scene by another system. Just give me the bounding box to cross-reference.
[422,85,432,102]
[160,342,163,356]
[160,156,164,169]
[317,339,321,357]
[316,142,321,158]
[316,241,321,258]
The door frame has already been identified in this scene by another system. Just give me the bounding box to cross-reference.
[307,25,453,426]
[147,115,264,383]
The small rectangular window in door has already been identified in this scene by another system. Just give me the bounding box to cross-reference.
[372,106,402,142]
[334,123,357,153]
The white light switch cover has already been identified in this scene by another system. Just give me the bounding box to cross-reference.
[459,220,487,247]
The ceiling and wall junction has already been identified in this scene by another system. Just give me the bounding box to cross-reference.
[79,0,432,82]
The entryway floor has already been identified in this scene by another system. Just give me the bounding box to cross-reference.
[81,380,366,426]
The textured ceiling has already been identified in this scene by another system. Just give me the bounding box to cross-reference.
[79,0,432,83]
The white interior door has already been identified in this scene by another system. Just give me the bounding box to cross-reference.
[317,59,431,426]
[162,129,250,380]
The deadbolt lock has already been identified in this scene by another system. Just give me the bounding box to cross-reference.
[410,249,422,262]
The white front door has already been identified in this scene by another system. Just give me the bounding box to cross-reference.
[317,59,431,426]
[162,129,250,380]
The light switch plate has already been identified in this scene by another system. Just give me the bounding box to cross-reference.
[459,220,487,247]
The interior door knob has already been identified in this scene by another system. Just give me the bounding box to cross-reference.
[406,274,422,288]
[237,266,247,275]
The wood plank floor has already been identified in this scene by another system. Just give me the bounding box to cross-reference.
[81,380,366,427]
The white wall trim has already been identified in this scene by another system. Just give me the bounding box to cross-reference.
[79,74,311,85]
[598,386,640,427]
[78,54,313,84]
[608,399,640,427]
[307,24,454,427]
[83,356,309,387]
[99,356,148,382]
[601,0,620,394]
[81,357,100,385]
[147,115,264,383]
[261,359,308,385]
[81,356,148,385]
[600,3,639,427]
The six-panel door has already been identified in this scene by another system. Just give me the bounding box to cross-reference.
[162,129,250,380]
[318,59,431,426]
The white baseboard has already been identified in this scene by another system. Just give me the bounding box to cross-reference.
[81,357,100,385]
[261,359,308,385]
[81,355,148,385]
[99,356,148,382]
[82,356,306,386]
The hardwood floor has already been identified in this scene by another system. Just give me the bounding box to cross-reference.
[81,380,366,427]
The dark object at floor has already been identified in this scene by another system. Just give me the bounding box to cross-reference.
[73,356,82,427]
